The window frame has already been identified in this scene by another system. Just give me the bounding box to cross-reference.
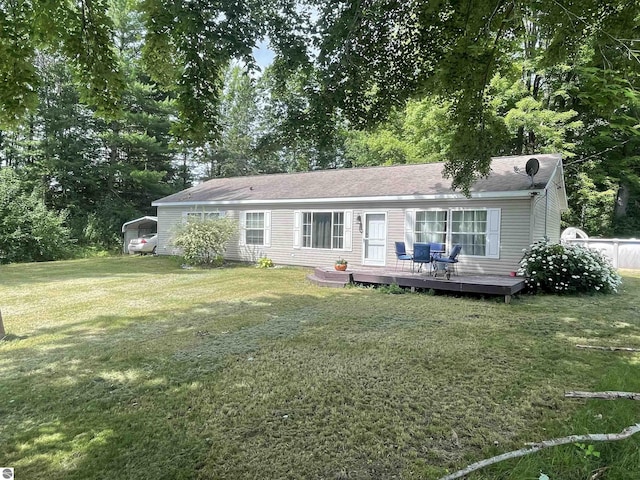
[450,209,488,257]
[240,210,271,247]
[245,211,266,246]
[414,210,448,245]
[407,208,500,259]
[297,210,351,251]
[183,210,224,222]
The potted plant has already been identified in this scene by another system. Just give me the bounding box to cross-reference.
[335,258,348,271]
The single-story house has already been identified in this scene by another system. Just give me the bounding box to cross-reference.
[151,154,567,275]
[121,216,157,253]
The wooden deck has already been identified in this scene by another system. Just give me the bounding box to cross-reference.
[307,267,526,303]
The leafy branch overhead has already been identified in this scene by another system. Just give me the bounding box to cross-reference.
[1,0,639,191]
[0,0,124,125]
[302,0,640,189]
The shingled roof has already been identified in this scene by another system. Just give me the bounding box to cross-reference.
[153,154,562,205]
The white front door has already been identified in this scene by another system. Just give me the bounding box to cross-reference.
[363,213,387,266]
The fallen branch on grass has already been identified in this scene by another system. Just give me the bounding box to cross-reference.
[438,423,640,480]
[576,344,640,352]
[589,466,610,480]
[565,391,640,401]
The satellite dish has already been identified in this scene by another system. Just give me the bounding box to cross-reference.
[525,157,540,177]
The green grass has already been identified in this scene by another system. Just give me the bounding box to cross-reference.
[1,257,639,479]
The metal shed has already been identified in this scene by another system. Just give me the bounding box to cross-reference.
[122,216,157,253]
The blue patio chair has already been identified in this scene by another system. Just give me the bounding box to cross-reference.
[428,242,446,260]
[411,243,431,273]
[433,244,462,279]
[394,242,413,270]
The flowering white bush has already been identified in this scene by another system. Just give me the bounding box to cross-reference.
[172,217,236,267]
[518,240,622,294]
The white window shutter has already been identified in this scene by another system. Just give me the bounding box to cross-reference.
[263,211,271,247]
[486,208,501,259]
[239,211,247,246]
[344,210,353,251]
[292,211,301,249]
[404,210,416,250]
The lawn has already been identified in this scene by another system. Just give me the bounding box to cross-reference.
[1,256,639,479]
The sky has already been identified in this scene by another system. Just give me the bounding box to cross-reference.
[252,39,275,70]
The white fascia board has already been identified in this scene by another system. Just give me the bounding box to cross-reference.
[549,158,569,211]
[152,190,540,207]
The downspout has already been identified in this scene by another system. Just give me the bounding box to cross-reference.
[529,192,539,244]
[529,194,535,244]
[544,188,549,241]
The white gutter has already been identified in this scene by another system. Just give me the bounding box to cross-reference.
[152,190,543,207]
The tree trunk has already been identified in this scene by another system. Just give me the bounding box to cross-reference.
[532,74,542,100]
[615,183,629,218]
[0,309,5,338]
[516,126,525,153]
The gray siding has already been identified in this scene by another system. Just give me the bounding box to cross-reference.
[158,197,536,275]
[545,173,563,243]
[531,167,564,243]
[157,208,182,256]
[531,191,547,241]
[389,198,531,275]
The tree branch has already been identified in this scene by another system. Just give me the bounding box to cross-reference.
[565,391,640,401]
[576,344,640,352]
[438,423,640,480]
[590,466,610,480]
[548,0,640,64]
[481,1,515,89]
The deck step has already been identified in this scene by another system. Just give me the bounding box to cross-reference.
[312,267,352,282]
[306,274,349,288]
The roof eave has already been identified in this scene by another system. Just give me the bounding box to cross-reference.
[152,190,542,207]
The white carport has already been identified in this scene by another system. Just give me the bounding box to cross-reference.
[122,216,157,253]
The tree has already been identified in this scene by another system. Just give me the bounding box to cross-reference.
[564,66,640,236]
[562,170,617,236]
[89,0,183,247]
[199,65,260,179]
[0,0,123,127]
[2,0,639,195]
[0,168,74,264]
[289,0,640,190]
[252,66,346,173]
[0,3,188,251]
[344,97,457,168]
[344,127,416,168]
[139,0,285,143]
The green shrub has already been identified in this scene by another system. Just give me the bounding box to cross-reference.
[0,168,76,263]
[378,283,405,294]
[518,240,622,294]
[256,257,274,268]
[172,217,236,267]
